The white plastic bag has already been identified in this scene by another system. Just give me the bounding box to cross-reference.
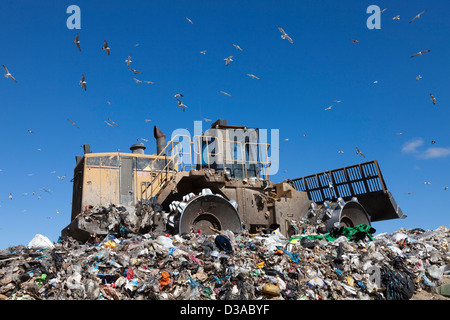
[27,234,54,249]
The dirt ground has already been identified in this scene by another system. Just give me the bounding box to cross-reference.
[411,276,450,300]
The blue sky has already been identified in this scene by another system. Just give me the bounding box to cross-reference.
[0,0,449,249]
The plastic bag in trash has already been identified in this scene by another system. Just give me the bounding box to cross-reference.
[27,234,54,249]
[215,235,232,253]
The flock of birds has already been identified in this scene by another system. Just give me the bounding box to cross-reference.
[1,8,448,221]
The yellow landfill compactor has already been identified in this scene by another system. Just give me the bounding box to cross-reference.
[62,119,405,242]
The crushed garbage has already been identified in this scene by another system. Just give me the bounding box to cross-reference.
[1,205,449,300]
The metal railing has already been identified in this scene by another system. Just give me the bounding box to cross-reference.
[140,134,272,199]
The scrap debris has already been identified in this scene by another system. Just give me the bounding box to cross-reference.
[0,203,448,300]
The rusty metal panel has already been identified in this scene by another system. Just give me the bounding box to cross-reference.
[82,167,102,208]
[120,157,134,206]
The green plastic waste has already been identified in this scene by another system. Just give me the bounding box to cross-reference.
[289,224,376,243]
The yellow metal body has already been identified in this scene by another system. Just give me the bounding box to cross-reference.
[71,152,173,221]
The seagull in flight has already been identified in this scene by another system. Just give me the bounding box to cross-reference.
[411,50,430,58]
[143,80,154,84]
[177,99,187,111]
[9,193,12,200]
[224,56,233,66]
[233,44,243,51]
[27,129,35,134]
[133,78,143,83]
[73,33,81,51]
[278,26,294,44]
[324,105,333,111]
[356,147,366,158]
[350,39,359,43]
[409,10,427,23]
[246,74,260,80]
[393,15,400,20]
[2,65,17,82]
[174,93,183,98]
[67,118,79,128]
[338,150,344,154]
[128,67,142,74]
[416,75,422,81]
[219,90,232,97]
[333,100,342,103]
[200,50,206,54]
[125,56,132,67]
[80,74,86,90]
[424,181,431,185]
[185,17,194,24]
[430,93,436,105]
[104,120,114,127]
[102,40,110,55]
[107,118,119,127]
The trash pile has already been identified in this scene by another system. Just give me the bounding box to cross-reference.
[1,206,449,300]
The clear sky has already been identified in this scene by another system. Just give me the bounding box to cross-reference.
[0,0,449,249]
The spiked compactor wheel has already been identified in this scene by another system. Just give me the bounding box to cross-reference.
[168,188,242,235]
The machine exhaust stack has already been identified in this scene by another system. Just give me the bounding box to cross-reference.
[154,126,166,156]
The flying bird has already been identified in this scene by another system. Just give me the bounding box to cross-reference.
[27,129,35,134]
[67,118,79,128]
[393,15,400,20]
[410,50,430,58]
[338,150,344,154]
[107,118,119,127]
[431,140,436,144]
[174,93,183,98]
[350,39,359,43]
[2,65,17,82]
[430,93,436,105]
[143,80,154,84]
[128,67,142,74]
[333,100,342,103]
[203,118,212,122]
[409,10,427,23]
[104,120,114,127]
[416,75,422,81]
[277,26,294,44]
[73,33,81,51]
[219,90,232,97]
[246,74,260,80]
[233,44,243,51]
[356,147,366,158]
[125,56,132,67]
[133,78,143,83]
[80,74,86,90]
[444,186,448,190]
[185,17,194,24]
[381,8,388,13]
[424,181,431,185]
[102,40,110,55]
[200,50,206,54]
[224,56,233,66]
[9,193,12,200]
[324,105,333,111]
[177,99,187,111]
